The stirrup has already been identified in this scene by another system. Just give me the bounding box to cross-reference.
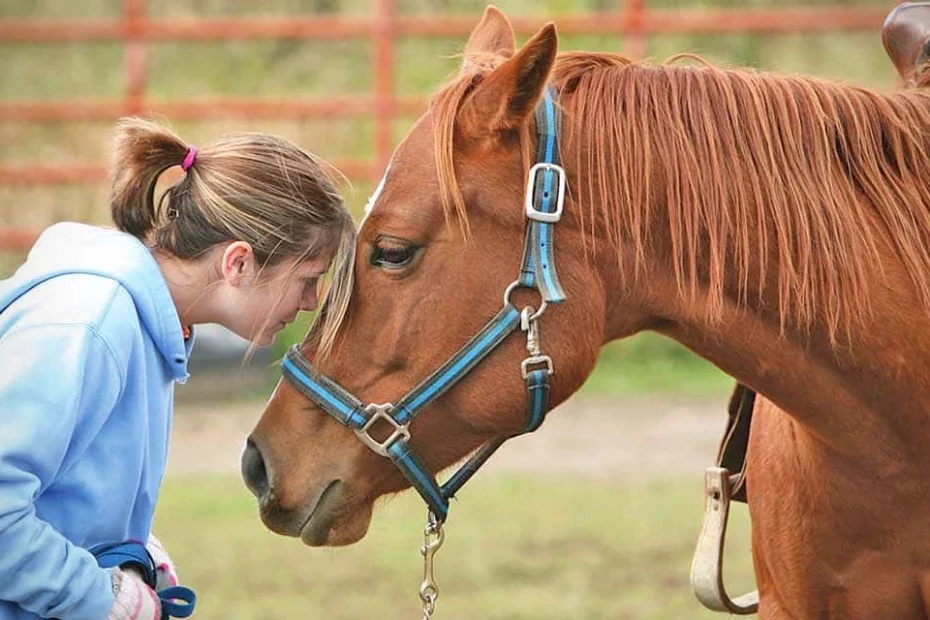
[690,467,759,615]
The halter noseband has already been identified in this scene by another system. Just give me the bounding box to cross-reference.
[281,87,567,523]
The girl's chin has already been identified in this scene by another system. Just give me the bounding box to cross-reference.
[255,323,286,346]
[253,333,275,347]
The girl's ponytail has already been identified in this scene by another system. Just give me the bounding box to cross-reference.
[108,117,189,240]
[106,115,352,276]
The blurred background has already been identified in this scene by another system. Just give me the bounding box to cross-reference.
[0,1,902,618]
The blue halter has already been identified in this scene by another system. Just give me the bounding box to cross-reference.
[282,87,567,522]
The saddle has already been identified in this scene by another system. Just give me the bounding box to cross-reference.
[717,382,753,504]
[883,1,930,88]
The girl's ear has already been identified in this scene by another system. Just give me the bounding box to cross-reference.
[221,241,256,287]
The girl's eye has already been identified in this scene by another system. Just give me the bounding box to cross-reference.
[371,243,419,269]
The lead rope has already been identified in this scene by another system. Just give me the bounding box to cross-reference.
[419,511,445,619]
[414,307,553,618]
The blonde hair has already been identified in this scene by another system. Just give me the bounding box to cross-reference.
[108,116,354,270]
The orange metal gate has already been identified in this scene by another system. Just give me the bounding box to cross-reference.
[0,1,893,251]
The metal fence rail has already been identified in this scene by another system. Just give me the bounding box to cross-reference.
[0,1,893,251]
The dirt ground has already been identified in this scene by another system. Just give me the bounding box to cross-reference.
[167,392,732,479]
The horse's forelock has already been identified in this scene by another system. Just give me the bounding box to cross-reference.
[306,66,497,358]
[304,217,357,361]
[430,70,483,238]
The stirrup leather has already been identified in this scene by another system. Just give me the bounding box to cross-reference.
[690,467,759,614]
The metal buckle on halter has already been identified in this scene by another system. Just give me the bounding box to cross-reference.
[524,162,566,223]
[519,306,554,379]
[521,355,554,379]
[355,403,411,457]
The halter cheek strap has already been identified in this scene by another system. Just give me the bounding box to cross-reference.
[282,87,567,522]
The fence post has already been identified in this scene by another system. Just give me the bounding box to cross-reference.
[123,0,147,116]
[625,0,645,59]
[372,0,396,174]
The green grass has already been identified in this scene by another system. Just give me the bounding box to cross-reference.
[155,473,754,619]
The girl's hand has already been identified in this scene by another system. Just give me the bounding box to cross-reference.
[146,533,179,590]
[106,568,162,620]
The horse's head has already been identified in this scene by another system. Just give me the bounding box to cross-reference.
[242,6,621,546]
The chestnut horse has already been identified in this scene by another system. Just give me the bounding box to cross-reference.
[244,6,930,618]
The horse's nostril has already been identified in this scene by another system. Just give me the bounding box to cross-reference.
[241,437,269,499]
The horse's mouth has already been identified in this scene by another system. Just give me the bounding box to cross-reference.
[298,480,375,547]
[299,479,345,546]
[257,478,342,540]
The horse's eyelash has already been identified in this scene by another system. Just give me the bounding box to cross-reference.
[370,243,418,268]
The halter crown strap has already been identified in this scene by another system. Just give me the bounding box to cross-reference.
[518,86,567,303]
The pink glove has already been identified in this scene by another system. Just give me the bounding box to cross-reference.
[106,568,162,620]
[145,533,179,590]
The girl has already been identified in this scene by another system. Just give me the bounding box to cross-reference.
[0,118,355,619]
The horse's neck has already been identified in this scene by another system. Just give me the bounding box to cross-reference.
[596,244,930,453]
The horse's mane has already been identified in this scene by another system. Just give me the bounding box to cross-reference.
[433,52,930,342]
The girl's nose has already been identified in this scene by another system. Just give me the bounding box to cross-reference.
[300,291,318,312]
[300,283,321,312]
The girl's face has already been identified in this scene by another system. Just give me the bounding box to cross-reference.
[219,243,333,346]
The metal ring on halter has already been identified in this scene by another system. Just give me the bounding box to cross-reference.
[502,280,548,322]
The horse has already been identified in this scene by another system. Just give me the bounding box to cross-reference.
[242,5,930,618]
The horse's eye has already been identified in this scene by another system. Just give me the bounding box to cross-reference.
[371,243,418,269]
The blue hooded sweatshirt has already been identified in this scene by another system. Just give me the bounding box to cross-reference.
[0,222,192,619]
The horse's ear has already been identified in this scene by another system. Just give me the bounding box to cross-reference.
[463,5,516,61]
[460,22,558,136]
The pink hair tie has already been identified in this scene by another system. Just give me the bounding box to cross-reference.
[181,146,198,172]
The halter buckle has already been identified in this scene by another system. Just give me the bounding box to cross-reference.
[524,162,566,223]
[355,403,411,457]
[521,355,554,379]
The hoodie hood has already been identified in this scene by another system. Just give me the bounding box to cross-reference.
[0,222,189,380]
